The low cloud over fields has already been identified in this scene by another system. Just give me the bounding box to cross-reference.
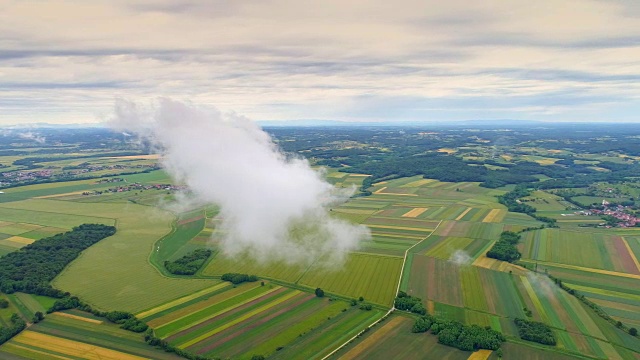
[110,98,370,265]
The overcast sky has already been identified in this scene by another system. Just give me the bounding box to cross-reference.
[1,0,639,124]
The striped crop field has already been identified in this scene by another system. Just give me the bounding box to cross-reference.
[140,282,377,359]
[520,229,640,274]
[0,313,183,360]
[434,221,504,240]
[481,208,506,223]
[529,262,640,329]
[270,307,384,360]
[136,282,233,319]
[402,255,639,359]
[299,253,403,306]
[423,237,493,261]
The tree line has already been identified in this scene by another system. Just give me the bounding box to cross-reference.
[497,185,557,227]
[48,296,147,332]
[0,224,116,296]
[221,273,259,284]
[0,313,26,346]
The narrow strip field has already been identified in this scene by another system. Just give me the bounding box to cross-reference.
[145,282,378,360]
[0,313,182,360]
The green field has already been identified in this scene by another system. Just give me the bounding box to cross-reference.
[0,162,639,359]
[0,198,214,313]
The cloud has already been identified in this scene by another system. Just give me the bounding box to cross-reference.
[448,250,473,266]
[110,98,370,265]
[0,0,639,124]
[18,131,46,144]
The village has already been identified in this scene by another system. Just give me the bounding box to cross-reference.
[576,200,639,228]
[82,182,185,196]
[0,163,159,187]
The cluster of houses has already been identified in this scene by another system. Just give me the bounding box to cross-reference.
[68,163,158,175]
[576,200,638,228]
[82,183,185,196]
[96,177,126,184]
[0,169,53,183]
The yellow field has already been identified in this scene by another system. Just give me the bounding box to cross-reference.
[12,331,147,360]
[455,208,472,221]
[468,349,493,360]
[36,191,89,199]
[482,209,505,223]
[6,236,34,245]
[339,316,405,360]
[473,252,527,275]
[437,148,457,154]
[52,312,103,324]
[0,239,25,248]
[366,224,432,232]
[401,208,428,218]
[136,282,231,318]
[373,186,388,194]
[401,179,435,187]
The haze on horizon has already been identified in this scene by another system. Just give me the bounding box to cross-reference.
[1,0,639,125]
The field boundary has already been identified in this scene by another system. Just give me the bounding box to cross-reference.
[394,220,443,297]
[320,220,443,360]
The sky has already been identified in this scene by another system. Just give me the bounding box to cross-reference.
[1,0,640,125]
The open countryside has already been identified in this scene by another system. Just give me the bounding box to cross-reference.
[0,125,639,360]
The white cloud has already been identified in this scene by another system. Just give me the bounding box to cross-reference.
[0,0,639,124]
[110,98,370,265]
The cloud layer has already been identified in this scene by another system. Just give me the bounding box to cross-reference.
[110,98,369,264]
[1,0,640,123]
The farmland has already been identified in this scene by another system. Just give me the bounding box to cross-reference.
[1,125,640,359]
[137,281,382,360]
[0,312,183,359]
[0,194,214,313]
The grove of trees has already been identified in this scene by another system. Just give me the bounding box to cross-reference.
[164,249,212,275]
[514,318,557,345]
[221,273,259,284]
[394,291,426,315]
[413,314,505,351]
[486,231,522,262]
[0,224,116,297]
